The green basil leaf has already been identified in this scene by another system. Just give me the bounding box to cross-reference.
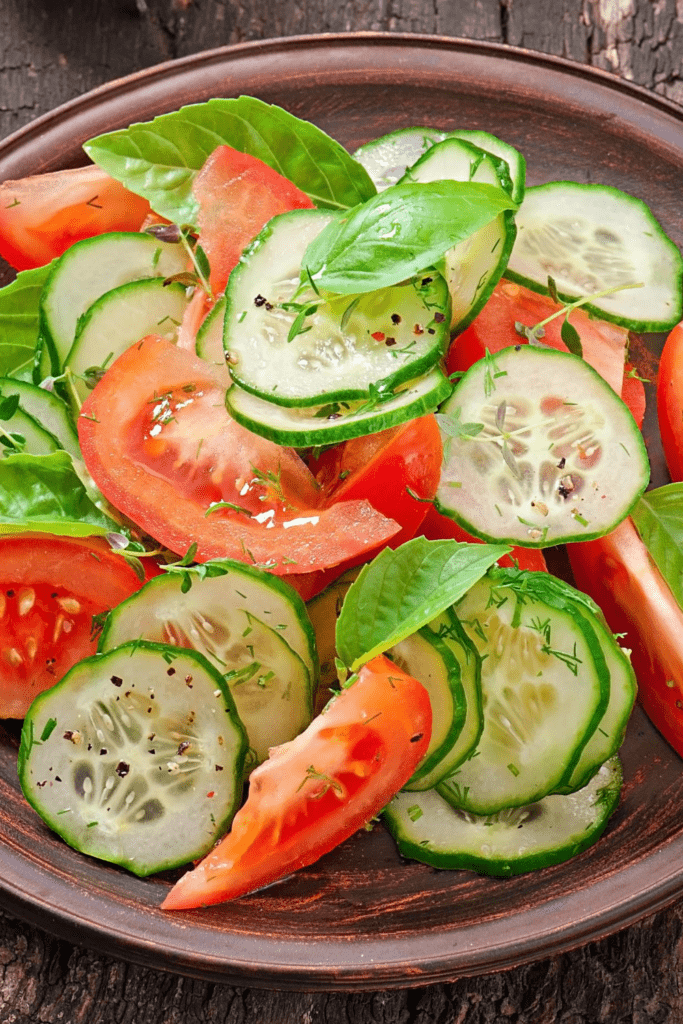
[303,180,518,295]
[560,317,583,357]
[83,96,376,225]
[335,536,510,671]
[0,263,53,376]
[632,483,683,609]
[0,451,118,537]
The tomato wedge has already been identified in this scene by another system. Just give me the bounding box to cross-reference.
[78,336,399,575]
[0,533,146,718]
[193,146,315,294]
[0,166,151,271]
[448,279,645,426]
[657,321,683,481]
[162,655,431,908]
[567,518,683,758]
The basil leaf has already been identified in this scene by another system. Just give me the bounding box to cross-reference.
[83,96,376,225]
[632,483,683,609]
[0,451,118,537]
[336,536,510,671]
[303,180,518,295]
[560,317,583,357]
[0,263,53,376]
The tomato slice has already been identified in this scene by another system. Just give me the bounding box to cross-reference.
[448,280,645,426]
[657,321,683,481]
[162,655,431,908]
[0,533,147,718]
[311,415,443,546]
[567,518,683,758]
[193,146,315,294]
[418,505,548,572]
[0,166,151,271]
[78,336,399,575]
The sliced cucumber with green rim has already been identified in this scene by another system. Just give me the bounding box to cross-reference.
[98,561,316,766]
[224,208,450,407]
[0,377,80,458]
[446,130,525,203]
[506,181,683,331]
[353,127,523,201]
[389,627,466,789]
[195,294,227,374]
[65,278,189,407]
[0,396,62,457]
[39,232,188,373]
[409,609,484,791]
[384,755,621,877]
[18,641,247,876]
[438,568,610,814]
[400,137,516,333]
[435,345,649,546]
[226,367,452,447]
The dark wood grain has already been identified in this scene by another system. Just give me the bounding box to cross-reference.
[2,4,683,1022]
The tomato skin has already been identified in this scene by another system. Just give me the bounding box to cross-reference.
[0,533,146,718]
[418,505,548,573]
[311,415,443,547]
[0,166,151,271]
[193,145,315,293]
[78,336,399,576]
[448,280,645,426]
[567,518,683,757]
[657,322,683,481]
[162,655,431,909]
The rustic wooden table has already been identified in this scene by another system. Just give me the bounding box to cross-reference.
[2,1,683,1021]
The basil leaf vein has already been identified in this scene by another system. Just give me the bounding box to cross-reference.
[83,96,376,225]
[632,483,683,609]
[336,536,510,671]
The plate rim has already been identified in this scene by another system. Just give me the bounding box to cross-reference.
[1,31,683,991]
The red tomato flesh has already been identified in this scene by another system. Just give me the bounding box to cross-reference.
[567,518,683,758]
[448,280,645,426]
[0,166,151,271]
[162,655,431,909]
[78,336,399,575]
[311,415,443,547]
[657,321,683,481]
[0,534,146,718]
[193,145,315,294]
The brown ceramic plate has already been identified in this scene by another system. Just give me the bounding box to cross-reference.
[0,33,682,992]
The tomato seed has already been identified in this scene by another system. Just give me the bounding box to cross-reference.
[57,596,81,615]
[17,588,35,616]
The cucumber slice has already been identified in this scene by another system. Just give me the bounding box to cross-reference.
[400,138,517,333]
[408,609,484,791]
[353,127,523,201]
[39,232,187,373]
[389,627,467,789]
[305,566,360,707]
[506,181,683,331]
[438,568,610,813]
[384,755,622,877]
[0,394,62,457]
[446,130,525,203]
[65,279,189,407]
[435,345,649,546]
[195,295,227,370]
[0,377,80,458]
[224,209,450,407]
[552,586,636,794]
[18,641,247,876]
[353,127,444,191]
[226,366,452,447]
[98,562,316,765]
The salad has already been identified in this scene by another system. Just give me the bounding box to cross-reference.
[0,95,682,911]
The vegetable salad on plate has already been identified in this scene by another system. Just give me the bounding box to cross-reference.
[0,96,682,909]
